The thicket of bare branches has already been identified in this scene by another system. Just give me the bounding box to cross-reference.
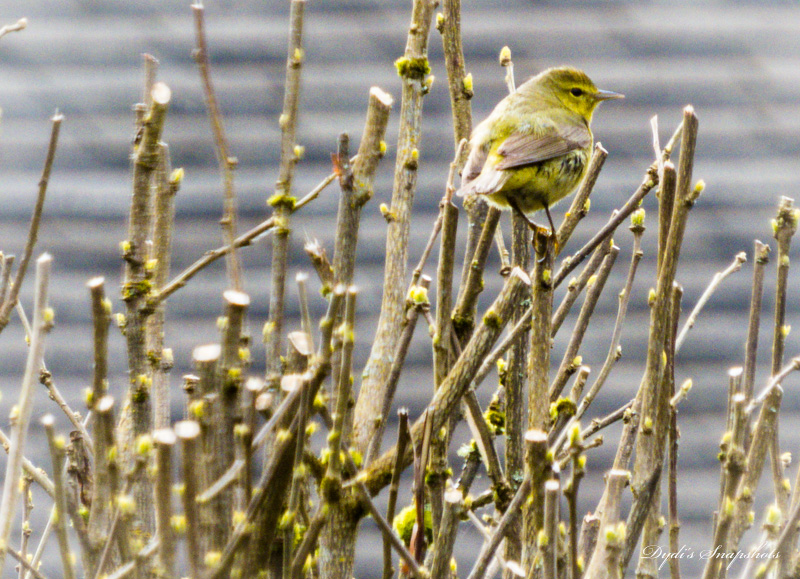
[2,2,800,579]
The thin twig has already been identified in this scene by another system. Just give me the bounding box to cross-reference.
[7,546,48,579]
[558,211,645,448]
[549,244,619,402]
[192,1,243,290]
[433,140,465,389]
[149,216,275,307]
[0,113,61,334]
[15,298,92,451]
[383,410,411,579]
[551,240,610,336]
[451,206,501,342]
[675,251,747,352]
[0,255,51,575]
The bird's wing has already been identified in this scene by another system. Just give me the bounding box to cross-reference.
[494,121,590,171]
[455,164,510,197]
[461,141,488,186]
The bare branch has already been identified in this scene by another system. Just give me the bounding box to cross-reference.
[0,113,61,334]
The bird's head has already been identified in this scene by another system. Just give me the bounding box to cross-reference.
[532,66,624,122]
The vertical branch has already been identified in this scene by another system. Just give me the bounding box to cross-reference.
[0,113,61,335]
[177,421,203,579]
[331,87,393,288]
[42,415,76,579]
[191,343,224,553]
[632,283,682,576]
[433,145,462,387]
[88,278,110,406]
[438,0,472,148]
[148,146,181,430]
[742,240,770,401]
[701,395,748,579]
[0,254,51,575]
[506,187,529,573]
[218,290,250,534]
[769,197,797,515]
[87,396,120,568]
[438,0,490,326]
[153,429,176,578]
[121,82,171,533]
[564,426,586,579]
[667,402,682,579]
[584,469,630,579]
[192,1,243,290]
[629,108,699,571]
[730,384,783,547]
[657,161,677,274]
[265,0,306,386]
[384,411,411,579]
[451,207,502,342]
[770,196,797,377]
[528,230,556,426]
[353,0,436,452]
[429,483,466,579]
[17,475,32,579]
[523,429,551,568]
[323,287,358,495]
[542,480,560,579]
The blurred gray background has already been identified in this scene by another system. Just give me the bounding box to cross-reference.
[3,0,800,576]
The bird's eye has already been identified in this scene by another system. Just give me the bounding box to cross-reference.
[570,88,583,97]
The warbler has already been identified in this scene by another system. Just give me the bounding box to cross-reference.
[457,66,623,236]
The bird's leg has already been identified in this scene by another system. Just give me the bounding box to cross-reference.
[543,204,557,238]
[543,203,560,256]
[507,198,549,237]
[508,198,557,262]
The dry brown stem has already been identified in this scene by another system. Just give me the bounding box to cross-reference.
[0,113,61,335]
[265,0,306,386]
[192,1,243,290]
[353,0,437,453]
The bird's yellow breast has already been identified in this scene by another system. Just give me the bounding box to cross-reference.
[485,148,590,214]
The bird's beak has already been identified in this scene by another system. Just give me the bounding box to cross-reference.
[594,89,624,101]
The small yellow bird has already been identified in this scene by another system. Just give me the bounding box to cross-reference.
[457,66,623,236]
